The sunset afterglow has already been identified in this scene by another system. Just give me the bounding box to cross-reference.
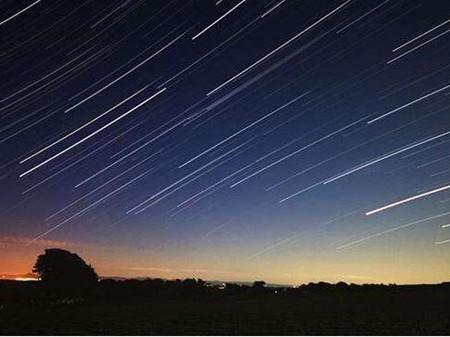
[1,0,449,287]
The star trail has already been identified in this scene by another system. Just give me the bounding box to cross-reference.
[1,0,449,284]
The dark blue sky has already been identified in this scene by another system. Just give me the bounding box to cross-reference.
[1,0,449,284]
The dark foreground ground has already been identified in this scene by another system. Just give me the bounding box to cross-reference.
[1,280,449,335]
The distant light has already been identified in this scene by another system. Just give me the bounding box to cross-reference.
[14,277,37,281]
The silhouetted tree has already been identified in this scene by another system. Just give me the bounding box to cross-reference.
[225,282,242,295]
[336,281,348,288]
[33,248,98,295]
[253,280,266,289]
[182,278,197,288]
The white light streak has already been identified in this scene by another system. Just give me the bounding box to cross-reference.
[46,154,159,221]
[323,130,450,184]
[27,168,152,245]
[337,211,450,250]
[231,116,365,188]
[417,153,450,168]
[392,19,450,52]
[260,0,286,18]
[387,29,450,64]
[64,31,184,113]
[366,184,450,215]
[20,83,151,164]
[367,84,450,124]
[179,91,309,168]
[19,88,166,178]
[435,239,450,245]
[0,0,40,26]
[192,0,247,40]
[336,0,389,34]
[207,0,352,95]
[127,143,246,214]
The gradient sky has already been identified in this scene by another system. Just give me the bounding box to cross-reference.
[1,0,450,285]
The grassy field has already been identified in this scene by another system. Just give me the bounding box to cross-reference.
[1,282,449,335]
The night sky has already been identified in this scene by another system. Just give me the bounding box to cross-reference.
[1,0,449,285]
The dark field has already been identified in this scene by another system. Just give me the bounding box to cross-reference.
[1,280,449,335]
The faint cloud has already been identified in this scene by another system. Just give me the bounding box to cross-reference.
[0,235,80,249]
[339,274,375,281]
[130,266,234,275]
[129,267,173,273]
